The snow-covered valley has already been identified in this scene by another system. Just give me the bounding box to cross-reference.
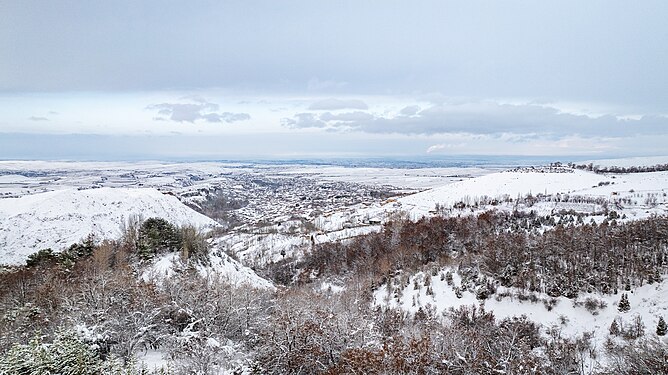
[1,157,667,374]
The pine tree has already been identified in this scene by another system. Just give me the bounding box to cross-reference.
[137,217,182,260]
[609,319,620,336]
[445,271,453,285]
[657,316,667,336]
[618,293,631,312]
[414,307,427,322]
[0,330,132,374]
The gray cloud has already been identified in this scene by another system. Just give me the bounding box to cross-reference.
[319,111,375,122]
[283,102,668,138]
[282,113,327,129]
[28,116,49,121]
[0,0,665,124]
[308,98,369,111]
[147,100,250,124]
[284,111,376,129]
[202,112,251,123]
[2,2,667,112]
[399,105,421,117]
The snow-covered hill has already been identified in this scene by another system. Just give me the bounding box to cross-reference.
[142,249,274,289]
[0,187,219,265]
[580,156,668,168]
[396,168,668,217]
[399,168,606,211]
[375,268,668,370]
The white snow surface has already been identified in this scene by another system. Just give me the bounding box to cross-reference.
[396,168,668,217]
[0,187,219,265]
[376,268,668,369]
[400,169,604,211]
[142,251,274,290]
[201,249,274,289]
[580,156,668,168]
[278,166,495,190]
[136,349,170,373]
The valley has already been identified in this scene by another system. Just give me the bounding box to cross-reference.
[1,157,667,374]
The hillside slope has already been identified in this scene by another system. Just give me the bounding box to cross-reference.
[397,168,668,216]
[0,187,219,265]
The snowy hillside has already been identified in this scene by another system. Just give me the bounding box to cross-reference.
[400,168,605,211]
[580,156,668,168]
[375,268,668,369]
[0,187,219,265]
[396,168,668,216]
[143,249,274,289]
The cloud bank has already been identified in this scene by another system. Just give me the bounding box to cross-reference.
[283,101,668,139]
[147,99,250,124]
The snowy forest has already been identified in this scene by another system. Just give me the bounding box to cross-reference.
[1,211,667,374]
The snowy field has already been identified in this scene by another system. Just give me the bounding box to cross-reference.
[277,165,495,190]
[0,160,497,198]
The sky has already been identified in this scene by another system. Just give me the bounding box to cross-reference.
[1,0,667,160]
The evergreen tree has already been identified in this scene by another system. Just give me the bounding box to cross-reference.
[657,316,667,336]
[0,330,132,374]
[137,217,182,260]
[25,248,58,268]
[414,307,427,323]
[609,319,620,336]
[618,293,631,312]
[445,271,453,285]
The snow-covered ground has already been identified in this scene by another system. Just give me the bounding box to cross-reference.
[375,268,668,369]
[0,187,219,265]
[1,157,668,372]
[398,168,666,213]
[278,166,495,190]
[217,223,383,268]
[2,158,667,272]
[142,250,274,290]
[0,160,495,198]
[345,168,668,224]
[579,155,668,168]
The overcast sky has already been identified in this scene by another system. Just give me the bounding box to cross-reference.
[1,0,667,159]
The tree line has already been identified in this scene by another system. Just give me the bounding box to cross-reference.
[274,211,668,299]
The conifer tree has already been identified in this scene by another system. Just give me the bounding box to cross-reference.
[657,316,667,336]
[609,319,620,336]
[618,293,631,312]
[137,217,182,260]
